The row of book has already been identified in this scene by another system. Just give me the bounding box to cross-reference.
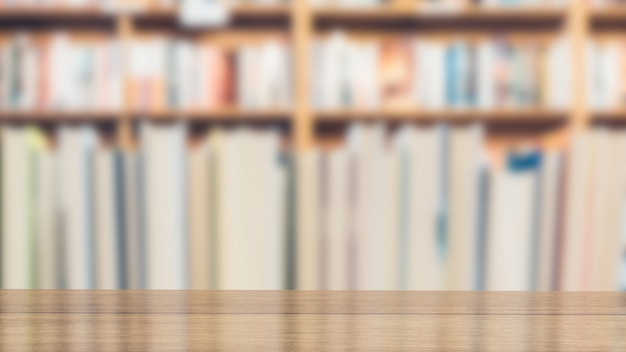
[299,124,626,291]
[0,33,124,111]
[0,33,291,112]
[312,33,571,110]
[1,122,625,290]
[0,0,289,10]
[588,40,626,111]
[129,37,291,112]
[591,0,626,8]
[1,123,287,289]
[312,0,569,9]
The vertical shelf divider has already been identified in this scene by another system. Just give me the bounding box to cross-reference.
[116,13,134,150]
[292,0,314,150]
[569,0,590,133]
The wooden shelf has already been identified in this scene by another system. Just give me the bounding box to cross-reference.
[314,6,565,30]
[131,109,292,122]
[0,7,115,28]
[0,110,118,122]
[0,4,290,28]
[315,109,568,123]
[132,4,289,29]
[590,8,626,29]
[592,110,626,121]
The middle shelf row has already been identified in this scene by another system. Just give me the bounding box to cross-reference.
[2,109,626,122]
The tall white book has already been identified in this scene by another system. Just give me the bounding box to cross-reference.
[607,131,626,291]
[188,139,214,290]
[411,125,443,290]
[382,147,400,290]
[59,125,97,289]
[123,151,143,289]
[537,150,561,291]
[141,122,187,290]
[325,148,350,290]
[590,129,623,290]
[215,128,248,289]
[561,131,591,290]
[94,147,121,289]
[446,124,484,290]
[1,126,40,289]
[265,130,285,290]
[487,167,537,291]
[348,123,387,290]
[297,150,321,289]
[36,147,59,289]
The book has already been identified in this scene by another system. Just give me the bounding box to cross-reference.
[141,121,187,289]
[296,150,321,289]
[58,125,97,289]
[94,147,121,289]
[188,138,214,290]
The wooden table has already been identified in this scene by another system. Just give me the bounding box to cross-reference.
[0,291,625,351]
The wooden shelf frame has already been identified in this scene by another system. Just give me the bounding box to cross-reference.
[0,0,600,150]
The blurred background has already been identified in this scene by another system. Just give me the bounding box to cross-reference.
[0,0,625,291]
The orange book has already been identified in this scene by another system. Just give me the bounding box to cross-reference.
[378,39,414,109]
[38,38,50,111]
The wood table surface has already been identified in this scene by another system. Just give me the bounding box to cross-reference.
[0,291,625,351]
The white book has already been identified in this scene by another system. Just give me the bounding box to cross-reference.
[477,41,495,110]
[59,125,97,289]
[348,123,386,290]
[382,148,400,290]
[415,40,442,110]
[49,32,70,110]
[188,140,213,290]
[537,150,561,291]
[215,129,249,289]
[604,43,621,110]
[446,124,484,290]
[320,32,347,110]
[590,128,623,291]
[237,45,257,109]
[174,40,196,109]
[94,148,120,289]
[211,129,227,289]
[325,148,350,290]
[1,126,37,289]
[487,168,536,291]
[36,148,59,289]
[22,36,38,110]
[367,125,387,290]
[123,151,143,289]
[297,150,321,289]
[266,132,285,289]
[107,40,124,110]
[547,38,571,109]
[413,125,443,290]
[561,131,591,290]
[141,122,187,289]
[606,131,626,290]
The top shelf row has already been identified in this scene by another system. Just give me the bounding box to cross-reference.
[2,4,626,30]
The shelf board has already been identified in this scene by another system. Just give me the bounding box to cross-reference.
[592,110,626,121]
[131,108,292,122]
[315,109,568,123]
[0,110,118,121]
[0,6,115,28]
[591,8,626,29]
[314,6,565,30]
[0,4,290,28]
[132,4,289,29]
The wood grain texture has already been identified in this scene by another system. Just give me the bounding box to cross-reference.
[0,291,624,351]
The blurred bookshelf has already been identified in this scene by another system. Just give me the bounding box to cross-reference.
[1,0,626,292]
